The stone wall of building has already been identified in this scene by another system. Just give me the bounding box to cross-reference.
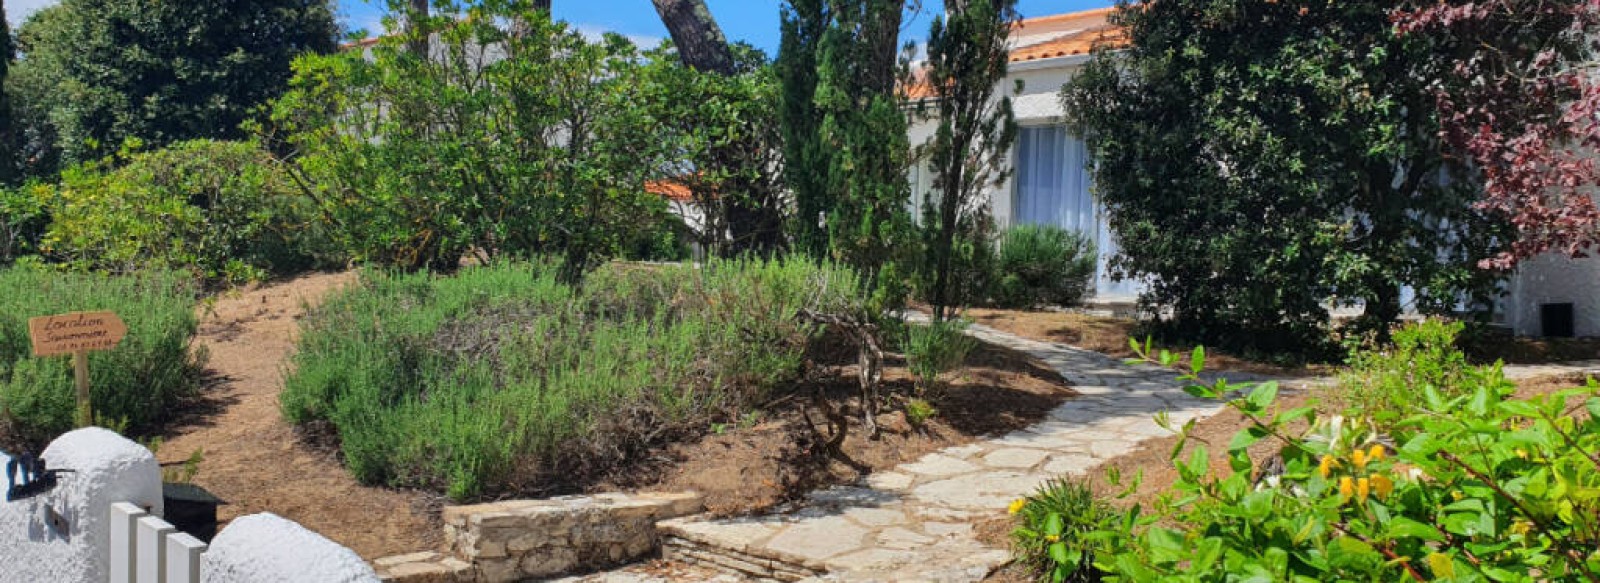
[417,492,702,583]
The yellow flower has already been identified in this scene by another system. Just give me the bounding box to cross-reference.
[1451,490,1464,501]
[1510,521,1532,536]
[1338,476,1355,501]
[1367,445,1385,463]
[1357,477,1370,504]
[1515,448,1529,459]
[1370,474,1393,500]
[1318,455,1337,478]
[1046,534,1060,542]
[1352,449,1368,472]
[1428,553,1456,579]
[1008,499,1026,515]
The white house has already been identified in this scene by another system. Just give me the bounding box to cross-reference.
[909,7,1598,337]
[908,8,1141,305]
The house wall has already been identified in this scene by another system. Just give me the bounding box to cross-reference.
[908,56,1143,302]
[1507,253,1600,337]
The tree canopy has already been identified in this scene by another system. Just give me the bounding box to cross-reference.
[1064,0,1508,353]
[8,0,338,178]
[1395,0,1600,269]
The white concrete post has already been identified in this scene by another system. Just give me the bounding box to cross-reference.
[164,532,207,583]
[135,515,175,583]
[109,502,148,583]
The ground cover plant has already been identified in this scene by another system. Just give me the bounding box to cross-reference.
[281,258,864,501]
[1016,323,1600,581]
[0,268,202,447]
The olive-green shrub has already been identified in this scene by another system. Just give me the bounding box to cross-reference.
[38,140,334,285]
[0,269,203,446]
[993,225,1096,309]
[281,257,862,501]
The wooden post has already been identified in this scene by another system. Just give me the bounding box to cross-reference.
[74,349,91,427]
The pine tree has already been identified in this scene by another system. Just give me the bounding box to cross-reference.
[919,0,1019,320]
[779,0,914,309]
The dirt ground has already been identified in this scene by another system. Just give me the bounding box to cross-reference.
[958,307,1333,378]
[156,272,1078,559]
[613,345,1078,516]
[156,271,440,560]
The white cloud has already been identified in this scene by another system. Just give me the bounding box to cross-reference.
[6,0,59,26]
[572,23,664,51]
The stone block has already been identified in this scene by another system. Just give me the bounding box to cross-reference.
[519,547,578,578]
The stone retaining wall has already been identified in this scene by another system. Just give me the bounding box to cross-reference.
[379,492,702,583]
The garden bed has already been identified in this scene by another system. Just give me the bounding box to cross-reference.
[957,306,1332,377]
[226,262,1078,558]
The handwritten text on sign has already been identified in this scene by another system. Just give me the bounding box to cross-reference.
[28,311,128,357]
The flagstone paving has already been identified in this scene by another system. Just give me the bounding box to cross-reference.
[650,323,1309,582]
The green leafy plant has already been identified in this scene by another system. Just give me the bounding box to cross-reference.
[141,436,204,484]
[904,319,977,396]
[904,398,938,429]
[1050,326,1600,581]
[992,225,1096,310]
[0,269,203,447]
[37,140,334,286]
[281,257,862,501]
[0,187,46,265]
[268,6,669,281]
[1337,320,1474,423]
[1011,477,1116,583]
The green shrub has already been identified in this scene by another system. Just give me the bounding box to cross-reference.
[993,225,1096,309]
[0,186,47,265]
[913,231,999,313]
[281,257,862,500]
[271,9,667,278]
[1337,320,1472,423]
[38,140,334,286]
[0,269,203,446]
[1012,478,1115,583]
[905,397,938,428]
[1064,340,1600,581]
[904,318,977,396]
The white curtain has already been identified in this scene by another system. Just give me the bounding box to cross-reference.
[1013,125,1144,299]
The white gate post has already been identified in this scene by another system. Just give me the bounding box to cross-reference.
[134,516,175,583]
[109,502,148,583]
[164,532,206,583]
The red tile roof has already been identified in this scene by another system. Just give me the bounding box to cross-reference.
[645,180,695,203]
[1008,7,1128,63]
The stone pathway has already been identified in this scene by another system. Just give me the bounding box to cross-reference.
[649,323,1316,582]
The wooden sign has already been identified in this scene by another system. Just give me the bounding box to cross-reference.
[29,311,127,357]
[28,311,127,427]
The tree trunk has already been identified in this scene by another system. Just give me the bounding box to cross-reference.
[863,0,906,95]
[652,0,786,256]
[651,0,736,75]
[406,0,429,56]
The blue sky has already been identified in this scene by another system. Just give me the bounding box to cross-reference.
[332,1,1115,56]
[5,1,1114,55]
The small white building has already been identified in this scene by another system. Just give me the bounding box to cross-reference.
[907,7,1596,337]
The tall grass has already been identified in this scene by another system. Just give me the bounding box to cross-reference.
[281,257,862,500]
[0,268,203,446]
